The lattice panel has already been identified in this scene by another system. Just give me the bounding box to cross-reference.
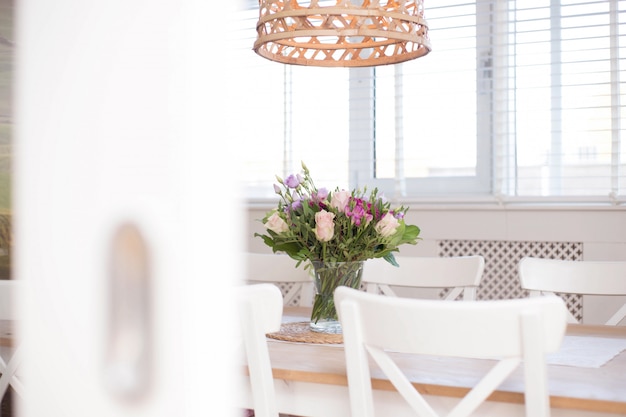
[438,240,584,321]
[283,283,302,307]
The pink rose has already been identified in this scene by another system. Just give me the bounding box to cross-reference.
[330,190,351,212]
[314,210,335,242]
[265,211,289,234]
[375,212,400,237]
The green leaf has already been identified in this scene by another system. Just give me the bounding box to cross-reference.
[254,233,276,248]
[273,241,304,257]
[383,252,399,267]
[403,224,421,242]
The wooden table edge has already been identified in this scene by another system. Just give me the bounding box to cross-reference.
[271,367,626,414]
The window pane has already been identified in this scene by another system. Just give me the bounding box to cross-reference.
[375,0,478,180]
[513,0,626,197]
[235,6,285,198]
[290,66,350,190]
[237,4,351,197]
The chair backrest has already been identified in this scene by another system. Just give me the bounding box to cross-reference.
[335,286,568,417]
[519,256,626,325]
[236,283,283,417]
[361,255,485,301]
[246,252,314,307]
[0,280,19,321]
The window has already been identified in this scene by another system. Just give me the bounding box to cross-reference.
[238,0,626,205]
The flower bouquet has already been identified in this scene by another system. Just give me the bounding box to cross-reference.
[255,161,421,332]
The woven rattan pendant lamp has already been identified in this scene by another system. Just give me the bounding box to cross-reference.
[253,0,431,67]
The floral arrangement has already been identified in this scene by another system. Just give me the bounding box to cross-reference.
[255,161,421,267]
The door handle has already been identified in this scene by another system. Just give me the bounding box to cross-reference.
[105,222,152,402]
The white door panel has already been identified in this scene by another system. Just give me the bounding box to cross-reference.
[15,1,242,416]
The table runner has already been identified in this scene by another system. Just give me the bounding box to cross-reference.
[546,335,626,368]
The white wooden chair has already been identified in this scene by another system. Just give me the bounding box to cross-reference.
[362,255,485,301]
[519,256,626,325]
[335,286,568,417]
[0,280,24,402]
[246,253,314,307]
[236,283,283,417]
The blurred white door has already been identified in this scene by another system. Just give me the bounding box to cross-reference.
[15,1,243,416]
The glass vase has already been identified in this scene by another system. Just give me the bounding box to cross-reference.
[310,260,364,334]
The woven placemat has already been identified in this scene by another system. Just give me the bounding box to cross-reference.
[267,321,344,344]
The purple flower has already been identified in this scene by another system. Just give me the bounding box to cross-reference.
[291,199,303,211]
[273,184,281,194]
[311,187,329,203]
[307,189,328,206]
[283,195,303,213]
[285,174,301,188]
[345,198,373,226]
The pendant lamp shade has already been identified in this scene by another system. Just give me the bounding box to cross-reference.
[253,0,432,67]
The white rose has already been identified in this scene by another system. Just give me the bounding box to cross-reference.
[330,190,351,211]
[265,211,289,234]
[375,212,400,237]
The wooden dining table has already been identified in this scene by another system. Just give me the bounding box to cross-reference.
[238,306,626,417]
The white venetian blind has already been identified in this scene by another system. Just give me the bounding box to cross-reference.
[499,0,626,200]
[234,1,351,200]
